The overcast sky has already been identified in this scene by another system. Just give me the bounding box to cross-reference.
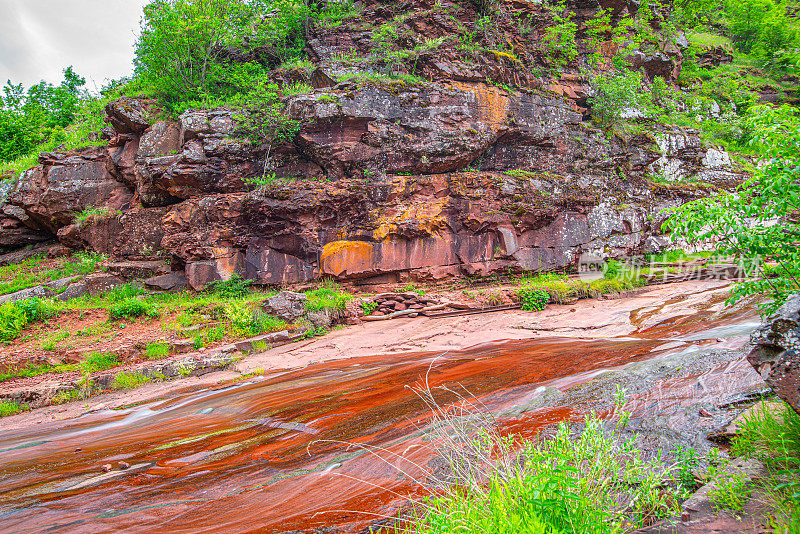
[0,0,150,90]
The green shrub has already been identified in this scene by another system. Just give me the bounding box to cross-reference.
[17,297,58,322]
[0,298,58,342]
[542,2,579,69]
[145,341,171,360]
[590,70,651,127]
[134,0,310,111]
[305,285,351,312]
[361,301,378,315]
[109,298,159,320]
[518,288,550,311]
[206,274,252,299]
[0,302,30,342]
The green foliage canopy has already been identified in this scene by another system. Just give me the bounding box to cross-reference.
[134,0,309,112]
[0,67,86,163]
[666,104,800,313]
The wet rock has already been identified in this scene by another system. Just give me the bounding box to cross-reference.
[260,291,308,321]
[47,244,72,258]
[748,294,800,414]
[0,284,55,304]
[306,310,333,329]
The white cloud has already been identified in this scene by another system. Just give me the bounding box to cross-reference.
[0,0,150,90]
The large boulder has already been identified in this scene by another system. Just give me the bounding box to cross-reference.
[9,148,133,232]
[105,97,152,135]
[749,294,800,414]
[0,180,51,250]
[260,291,308,321]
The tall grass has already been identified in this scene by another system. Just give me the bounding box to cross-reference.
[406,385,682,533]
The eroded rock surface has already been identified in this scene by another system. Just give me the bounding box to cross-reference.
[0,0,747,286]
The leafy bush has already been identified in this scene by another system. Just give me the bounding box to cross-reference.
[666,104,800,313]
[361,301,378,315]
[590,70,651,127]
[542,2,579,69]
[0,67,86,163]
[206,274,252,299]
[109,298,159,320]
[518,288,550,311]
[134,0,309,111]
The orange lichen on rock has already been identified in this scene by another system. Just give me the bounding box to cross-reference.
[321,240,375,277]
[450,81,510,127]
[372,199,449,241]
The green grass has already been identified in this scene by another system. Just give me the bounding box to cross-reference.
[0,297,59,342]
[516,269,645,306]
[145,341,171,360]
[686,31,732,51]
[0,362,76,383]
[410,414,683,534]
[726,401,800,527]
[305,282,351,312]
[0,252,106,296]
[193,325,228,349]
[51,388,89,405]
[112,371,151,390]
[108,298,159,320]
[645,250,713,264]
[0,400,29,417]
[81,351,120,373]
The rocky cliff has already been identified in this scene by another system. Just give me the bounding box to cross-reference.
[0,0,744,289]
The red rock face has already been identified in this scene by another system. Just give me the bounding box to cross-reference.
[8,148,133,233]
[0,0,744,285]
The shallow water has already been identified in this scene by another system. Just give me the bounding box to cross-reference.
[0,296,762,534]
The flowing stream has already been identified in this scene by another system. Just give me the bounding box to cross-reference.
[0,294,763,533]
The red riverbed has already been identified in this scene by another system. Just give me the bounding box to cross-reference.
[0,298,762,533]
